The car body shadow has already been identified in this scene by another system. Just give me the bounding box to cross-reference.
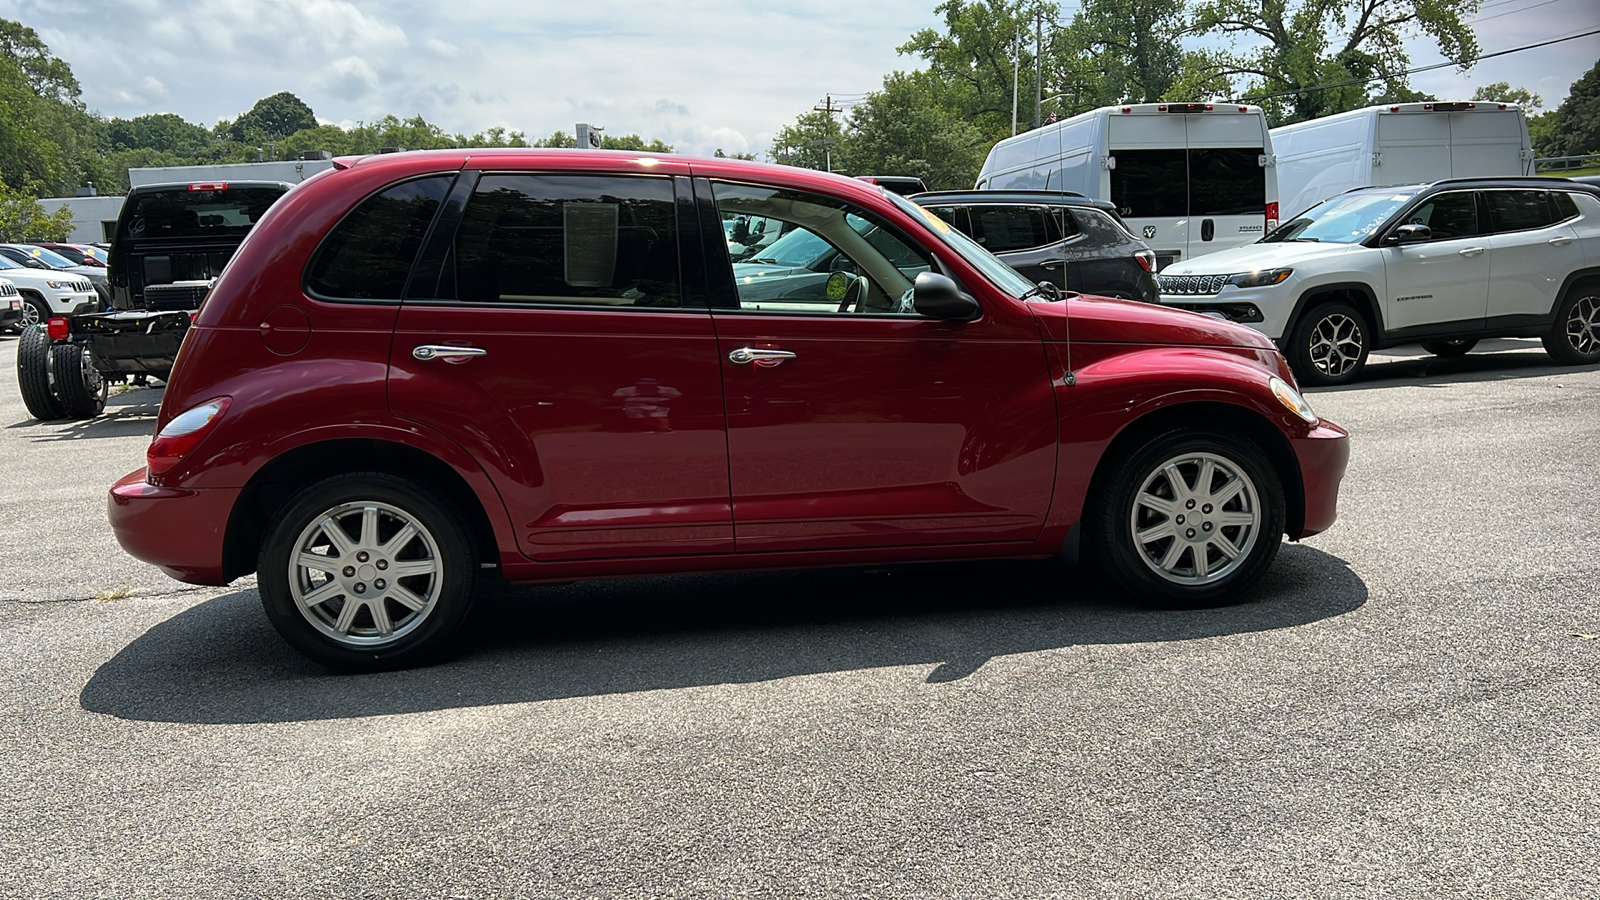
[1311,339,1595,393]
[7,386,164,437]
[82,543,1367,725]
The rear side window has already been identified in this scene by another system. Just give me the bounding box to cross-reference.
[306,175,452,300]
[1484,190,1555,233]
[967,205,1060,252]
[1552,191,1580,222]
[1190,148,1266,216]
[1404,192,1479,241]
[439,174,681,308]
[1110,150,1187,218]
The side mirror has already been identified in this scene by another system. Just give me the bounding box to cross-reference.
[911,272,980,321]
[1391,223,1431,244]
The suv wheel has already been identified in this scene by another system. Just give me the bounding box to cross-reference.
[16,326,65,420]
[1420,338,1478,358]
[17,294,47,329]
[258,473,478,672]
[1542,287,1600,366]
[1289,301,1369,387]
[1089,430,1285,607]
[50,343,106,419]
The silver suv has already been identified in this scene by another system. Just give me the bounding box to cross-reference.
[1157,177,1600,385]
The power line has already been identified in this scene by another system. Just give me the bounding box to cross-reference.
[1468,0,1568,24]
[1238,27,1600,103]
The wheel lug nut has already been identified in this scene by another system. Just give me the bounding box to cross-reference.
[1186,500,1196,509]
[375,579,386,590]
[376,560,388,570]
[343,566,355,577]
[357,551,369,563]
[1203,504,1213,514]
[1176,515,1185,524]
[1186,529,1196,539]
[354,583,366,594]
[1203,522,1213,532]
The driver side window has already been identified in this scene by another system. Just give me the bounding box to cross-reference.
[711,181,933,315]
[1404,192,1479,242]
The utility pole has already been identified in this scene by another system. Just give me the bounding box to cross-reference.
[1011,30,1020,136]
[1033,11,1043,130]
[811,94,840,172]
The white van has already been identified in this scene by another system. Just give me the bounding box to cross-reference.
[975,103,1278,268]
[1271,101,1534,220]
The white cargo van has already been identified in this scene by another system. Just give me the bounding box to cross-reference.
[1272,101,1535,220]
[975,103,1278,268]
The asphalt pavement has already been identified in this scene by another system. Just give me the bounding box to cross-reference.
[1,333,1596,899]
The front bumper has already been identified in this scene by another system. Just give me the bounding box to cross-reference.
[0,298,18,328]
[108,468,239,586]
[1158,285,1293,341]
[1289,419,1350,539]
[52,290,101,315]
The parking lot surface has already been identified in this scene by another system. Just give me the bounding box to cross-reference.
[2,334,1596,898]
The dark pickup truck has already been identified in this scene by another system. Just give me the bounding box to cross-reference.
[17,180,292,420]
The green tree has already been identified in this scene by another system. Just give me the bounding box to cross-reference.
[1546,60,1600,156]
[109,113,215,156]
[839,71,989,189]
[1470,81,1541,110]
[599,134,674,152]
[899,1,1056,142]
[228,91,318,142]
[769,109,845,170]
[1067,0,1186,104]
[1189,0,1483,124]
[0,19,81,105]
[532,129,578,148]
[0,177,75,241]
[714,148,757,160]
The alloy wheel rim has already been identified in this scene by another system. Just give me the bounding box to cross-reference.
[288,500,444,648]
[19,303,39,328]
[1308,313,1363,376]
[1129,451,1262,585]
[1565,295,1600,357]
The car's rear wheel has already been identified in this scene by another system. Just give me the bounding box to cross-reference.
[17,326,65,420]
[1542,286,1600,366]
[1420,338,1478,358]
[50,343,106,419]
[1089,430,1285,607]
[16,294,48,330]
[1288,301,1369,387]
[258,473,478,671]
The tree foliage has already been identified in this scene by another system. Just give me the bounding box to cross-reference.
[1470,82,1541,110]
[1546,59,1600,156]
[227,91,318,142]
[838,72,989,189]
[0,177,75,241]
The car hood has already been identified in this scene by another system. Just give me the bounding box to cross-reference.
[732,261,811,280]
[1163,240,1366,275]
[1031,293,1278,351]
[0,267,93,287]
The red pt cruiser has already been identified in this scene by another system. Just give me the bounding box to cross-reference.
[108,150,1349,671]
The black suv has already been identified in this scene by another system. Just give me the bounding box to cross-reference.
[910,190,1159,303]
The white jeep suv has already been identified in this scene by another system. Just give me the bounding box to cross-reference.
[0,254,99,328]
[1157,178,1600,385]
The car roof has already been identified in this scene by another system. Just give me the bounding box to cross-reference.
[127,180,296,195]
[1342,176,1600,196]
[908,189,1117,213]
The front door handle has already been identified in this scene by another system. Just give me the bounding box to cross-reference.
[1458,247,1486,257]
[1550,236,1574,246]
[413,345,488,361]
[728,348,796,365]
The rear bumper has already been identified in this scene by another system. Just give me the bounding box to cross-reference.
[108,468,239,586]
[1290,419,1350,539]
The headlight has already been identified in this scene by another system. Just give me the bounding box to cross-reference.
[1228,267,1294,288]
[1269,376,1318,424]
[45,281,69,289]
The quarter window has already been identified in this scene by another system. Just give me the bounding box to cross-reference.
[306,175,452,301]
[1551,191,1580,222]
[1484,190,1555,233]
[426,174,682,308]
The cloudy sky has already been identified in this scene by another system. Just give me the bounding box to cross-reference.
[4,0,1597,159]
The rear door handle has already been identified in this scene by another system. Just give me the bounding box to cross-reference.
[413,345,487,361]
[728,348,796,365]
[1458,247,1486,257]
[1549,236,1574,246]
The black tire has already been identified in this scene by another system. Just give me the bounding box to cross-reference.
[1288,301,1369,387]
[16,294,48,330]
[1089,429,1285,607]
[1420,338,1478,358]
[1541,286,1600,366]
[49,343,106,419]
[258,472,479,672]
[16,326,65,420]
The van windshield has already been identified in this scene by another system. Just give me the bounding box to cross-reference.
[120,186,288,240]
[1263,189,1420,244]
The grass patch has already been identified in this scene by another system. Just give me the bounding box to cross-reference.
[94,585,133,603]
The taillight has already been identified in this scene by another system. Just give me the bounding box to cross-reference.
[1265,202,1279,233]
[1134,250,1156,272]
[147,398,231,478]
[46,317,69,341]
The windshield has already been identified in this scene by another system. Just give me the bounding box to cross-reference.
[11,246,75,268]
[0,256,20,270]
[1263,189,1420,245]
[745,227,833,267]
[891,193,1035,298]
[121,186,287,240]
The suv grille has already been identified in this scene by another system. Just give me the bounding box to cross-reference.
[145,283,211,311]
[1158,274,1229,295]
[0,281,16,297]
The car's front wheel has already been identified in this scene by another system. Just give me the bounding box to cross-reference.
[258,473,478,671]
[1288,301,1369,387]
[1542,286,1600,366]
[1089,430,1285,607]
